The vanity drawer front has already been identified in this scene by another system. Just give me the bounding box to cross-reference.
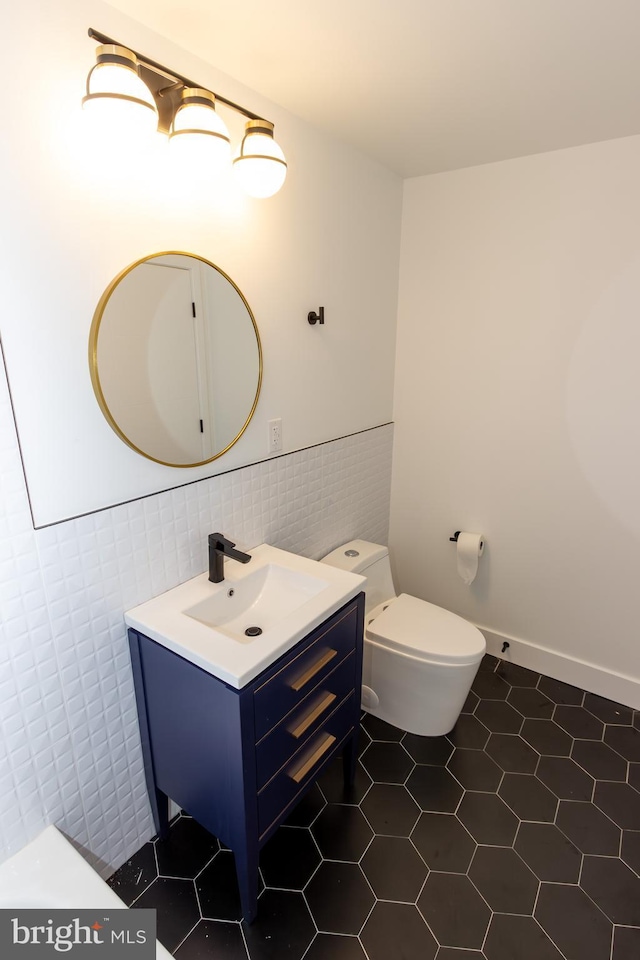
[253,601,359,740]
[257,692,355,838]
[255,652,356,788]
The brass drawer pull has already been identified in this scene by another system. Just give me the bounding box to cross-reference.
[290,649,338,692]
[290,693,337,740]
[289,734,337,784]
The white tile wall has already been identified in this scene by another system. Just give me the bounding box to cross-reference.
[0,354,393,876]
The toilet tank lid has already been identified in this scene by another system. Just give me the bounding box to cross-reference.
[367,594,486,665]
[321,540,388,572]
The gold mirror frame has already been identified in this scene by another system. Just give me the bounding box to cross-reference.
[89,251,262,467]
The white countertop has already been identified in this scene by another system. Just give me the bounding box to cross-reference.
[125,544,365,688]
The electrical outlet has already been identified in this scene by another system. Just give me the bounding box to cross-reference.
[268,418,282,453]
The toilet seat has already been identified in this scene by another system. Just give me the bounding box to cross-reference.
[366,593,485,667]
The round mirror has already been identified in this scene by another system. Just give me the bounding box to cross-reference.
[89,252,262,467]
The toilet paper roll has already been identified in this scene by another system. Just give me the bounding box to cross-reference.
[456,532,485,585]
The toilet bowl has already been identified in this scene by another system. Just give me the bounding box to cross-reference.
[321,540,486,736]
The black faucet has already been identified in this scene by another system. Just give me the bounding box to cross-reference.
[208,533,252,583]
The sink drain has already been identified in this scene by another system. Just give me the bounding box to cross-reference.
[245,626,263,638]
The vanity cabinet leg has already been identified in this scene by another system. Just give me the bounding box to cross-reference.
[152,788,170,841]
[235,840,259,924]
[343,730,358,788]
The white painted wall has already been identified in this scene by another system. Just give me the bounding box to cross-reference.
[391,135,640,707]
[1,0,401,526]
[0,0,399,872]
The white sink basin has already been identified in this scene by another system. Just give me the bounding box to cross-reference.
[184,563,328,642]
[125,543,365,687]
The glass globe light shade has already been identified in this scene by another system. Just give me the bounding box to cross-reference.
[82,46,158,138]
[233,120,287,198]
[169,89,231,173]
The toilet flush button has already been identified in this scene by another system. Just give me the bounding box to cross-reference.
[345,549,360,557]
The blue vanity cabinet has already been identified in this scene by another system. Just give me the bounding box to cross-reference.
[128,592,364,923]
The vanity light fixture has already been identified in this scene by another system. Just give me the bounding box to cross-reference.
[82,43,158,135]
[82,28,287,197]
[233,120,288,199]
[169,88,231,173]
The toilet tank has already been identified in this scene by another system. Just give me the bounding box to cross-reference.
[321,540,396,614]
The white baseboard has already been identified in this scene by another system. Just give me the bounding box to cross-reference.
[479,627,640,710]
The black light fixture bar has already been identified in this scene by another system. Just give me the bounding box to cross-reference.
[88,27,266,125]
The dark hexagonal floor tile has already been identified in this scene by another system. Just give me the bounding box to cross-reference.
[362,713,404,741]
[507,687,554,719]
[356,726,372,758]
[536,756,594,801]
[197,850,253,921]
[485,732,539,773]
[318,756,372,805]
[303,933,368,960]
[260,825,321,889]
[304,861,374,935]
[469,845,538,914]
[581,855,640,926]
[446,714,490,750]
[360,783,420,836]
[483,914,564,960]
[498,773,558,822]
[515,821,582,882]
[447,747,503,791]
[605,725,640,762]
[584,693,633,726]
[311,803,373,862]
[437,950,484,960]
[155,816,219,879]
[537,676,584,706]
[133,877,201,953]
[621,830,640,875]
[418,873,491,950]
[472,670,510,700]
[361,901,437,960]
[402,734,453,766]
[285,782,327,826]
[629,763,640,793]
[360,740,414,783]
[457,791,519,845]
[479,653,500,672]
[521,719,573,756]
[360,835,427,901]
[411,812,476,873]
[535,882,613,960]
[461,689,480,714]
[406,765,464,812]
[572,739,628,782]
[495,661,540,688]
[475,699,524,734]
[174,920,248,960]
[108,840,157,905]
[614,925,640,960]
[242,889,315,960]
[553,704,604,740]
[595,781,640,829]
[556,800,621,855]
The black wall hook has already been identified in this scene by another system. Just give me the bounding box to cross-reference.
[308,307,325,325]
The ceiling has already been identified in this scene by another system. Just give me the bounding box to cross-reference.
[107,0,640,178]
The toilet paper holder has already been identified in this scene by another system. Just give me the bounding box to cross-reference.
[450,531,485,550]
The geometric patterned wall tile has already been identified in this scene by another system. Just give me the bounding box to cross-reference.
[0,354,393,875]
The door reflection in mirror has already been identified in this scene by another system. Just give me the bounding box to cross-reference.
[89,252,262,467]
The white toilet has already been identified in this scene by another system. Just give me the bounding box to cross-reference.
[321,540,486,736]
